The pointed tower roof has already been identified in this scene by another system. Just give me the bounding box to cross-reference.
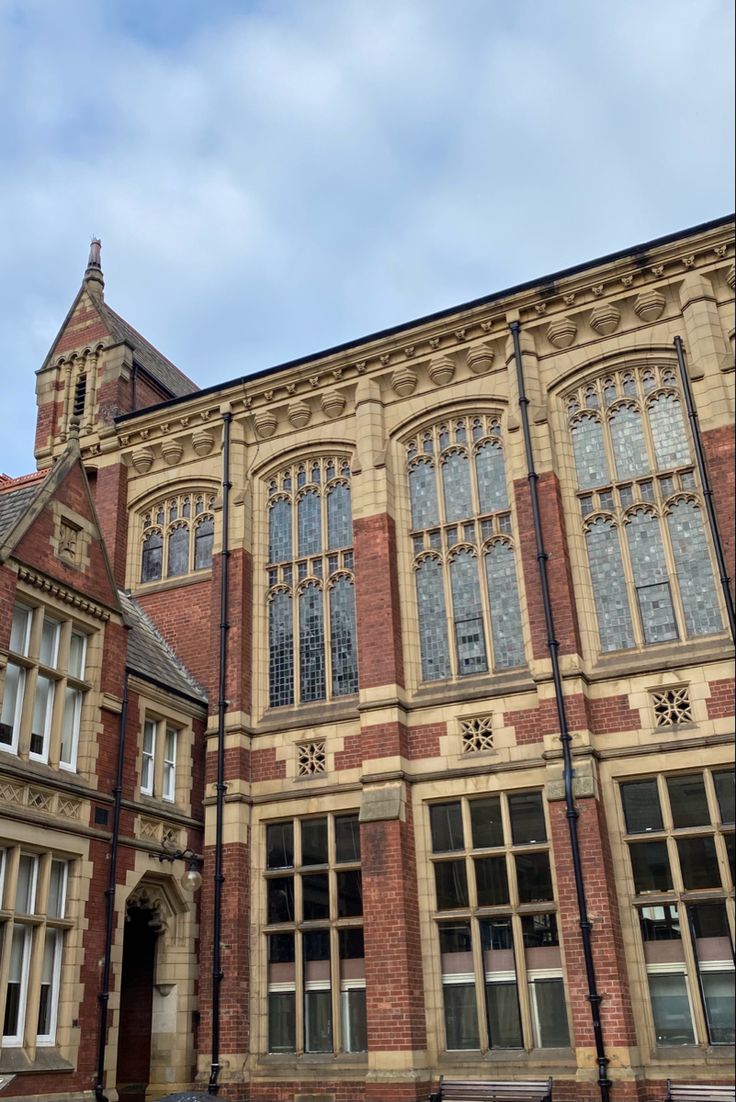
[83,237,105,299]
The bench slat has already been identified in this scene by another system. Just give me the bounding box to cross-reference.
[437,1079,551,1102]
[666,1083,735,1102]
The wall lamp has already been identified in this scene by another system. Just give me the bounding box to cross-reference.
[158,845,203,893]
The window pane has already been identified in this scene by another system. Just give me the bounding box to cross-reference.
[16,854,37,913]
[586,518,635,651]
[475,441,508,514]
[701,972,735,1045]
[443,983,479,1049]
[297,488,321,557]
[442,451,473,522]
[649,393,690,470]
[648,972,695,1045]
[522,913,560,948]
[337,870,362,917]
[142,530,163,582]
[435,860,469,910]
[621,780,663,834]
[37,929,60,1038]
[610,405,649,480]
[667,500,723,637]
[341,987,367,1052]
[40,617,60,667]
[302,874,329,921]
[299,583,325,702]
[68,631,86,679]
[515,852,553,903]
[626,511,678,643]
[335,816,360,864]
[269,498,291,563]
[327,483,351,550]
[329,576,358,697]
[269,592,294,707]
[30,675,54,758]
[48,861,67,919]
[530,978,570,1047]
[470,797,503,850]
[571,414,609,489]
[485,542,525,669]
[267,823,294,870]
[629,841,672,893]
[474,856,509,906]
[449,549,487,676]
[677,836,721,889]
[416,557,451,681]
[0,662,24,746]
[3,926,29,1039]
[509,792,547,845]
[194,516,214,570]
[268,991,295,1053]
[639,904,682,944]
[167,525,189,577]
[304,930,332,1052]
[9,605,31,655]
[486,981,522,1048]
[409,459,439,529]
[301,819,328,865]
[267,877,294,923]
[666,774,710,828]
[430,803,464,853]
[714,771,735,824]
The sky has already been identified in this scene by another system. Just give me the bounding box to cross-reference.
[0,0,733,477]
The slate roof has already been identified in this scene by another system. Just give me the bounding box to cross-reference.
[0,472,47,543]
[99,303,198,399]
[119,590,207,705]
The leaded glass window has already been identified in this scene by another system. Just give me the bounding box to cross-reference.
[267,458,357,707]
[406,414,525,682]
[565,365,724,652]
[139,491,216,583]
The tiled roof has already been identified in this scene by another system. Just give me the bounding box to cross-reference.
[119,590,207,704]
[99,303,198,399]
[0,472,47,543]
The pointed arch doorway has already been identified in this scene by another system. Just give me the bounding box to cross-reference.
[116,888,165,1102]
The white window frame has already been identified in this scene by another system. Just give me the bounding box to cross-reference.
[36,928,64,1046]
[141,719,156,796]
[162,727,177,803]
[3,924,32,1046]
[140,718,179,803]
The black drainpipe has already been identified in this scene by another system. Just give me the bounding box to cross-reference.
[509,322,611,1101]
[95,667,129,1102]
[208,409,232,1094]
[673,336,736,642]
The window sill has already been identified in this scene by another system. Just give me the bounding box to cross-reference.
[411,668,535,708]
[259,696,360,732]
[649,1044,735,1065]
[131,570,212,597]
[0,1047,73,1074]
[589,634,734,680]
[256,1052,368,1070]
[439,1048,575,1066]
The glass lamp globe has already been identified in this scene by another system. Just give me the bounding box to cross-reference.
[181,863,202,893]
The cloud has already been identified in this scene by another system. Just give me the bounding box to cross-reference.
[0,0,733,475]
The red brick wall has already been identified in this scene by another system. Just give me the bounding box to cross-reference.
[707,677,735,720]
[354,513,404,688]
[92,462,129,586]
[336,721,445,769]
[211,548,252,715]
[702,423,735,601]
[137,577,212,695]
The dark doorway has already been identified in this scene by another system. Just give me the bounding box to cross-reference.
[117,906,157,1102]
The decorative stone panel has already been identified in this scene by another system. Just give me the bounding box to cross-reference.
[466,345,495,374]
[589,303,621,336]
[391,368,417,396]
[459,714,495,753]
[547,318,577,349]
[297,740,327,777]
[427,356,455,386]
[634,289,666,322]
[651,686,693,727]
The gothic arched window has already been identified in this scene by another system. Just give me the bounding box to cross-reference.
[406,415,526,683]
[139,491,216,583]
[267,457,357,708]
[566,365,724,652]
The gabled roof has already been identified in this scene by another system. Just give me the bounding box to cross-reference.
[96,301,198,399]
[0,470,48,544]
[119,590,207,705]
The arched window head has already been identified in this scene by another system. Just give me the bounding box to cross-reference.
[138,491,216,584]
[564,365,724,652]
[406,413,526,682]
[267,456,357,708]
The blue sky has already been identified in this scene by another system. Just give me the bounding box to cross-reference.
[0,0,733,476]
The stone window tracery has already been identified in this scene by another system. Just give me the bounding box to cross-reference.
[406,415,525,682]
[267,458,357,708]
[139,491,216,584]
[565,365,724,653]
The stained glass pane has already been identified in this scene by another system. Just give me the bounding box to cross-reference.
[449,549,487,675]
[269,498,292,564]
[167,525,189,577]
[269,592,294,707]
[141,531,163,582]
[416,558,451,681]
[327,483,351,550]
[626,512,677,643]
[194,516,214,570]
[330,577,358,696]
[442,452,473,522]
[666,500,723,637]
[649,394,690,470]
[475,442,508,514]
[298,489,321,557]
[571,415,609,489]
[299,583,325,702]
[485,543,525,669]
[610,405,649,480]
[409,459,438,529]
[586,518,635,651]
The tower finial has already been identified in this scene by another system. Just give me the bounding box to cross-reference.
[84,237,104,298]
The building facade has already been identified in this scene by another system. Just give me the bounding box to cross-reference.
[0,217,734,1102]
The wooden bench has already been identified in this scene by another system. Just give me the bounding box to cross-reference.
[665,1082,735,1102]
[429,1078,552,1102]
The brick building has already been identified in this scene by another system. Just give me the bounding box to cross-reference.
[0,218,733,1102]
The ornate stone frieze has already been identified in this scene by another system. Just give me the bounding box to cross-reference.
[16,566,110,620]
